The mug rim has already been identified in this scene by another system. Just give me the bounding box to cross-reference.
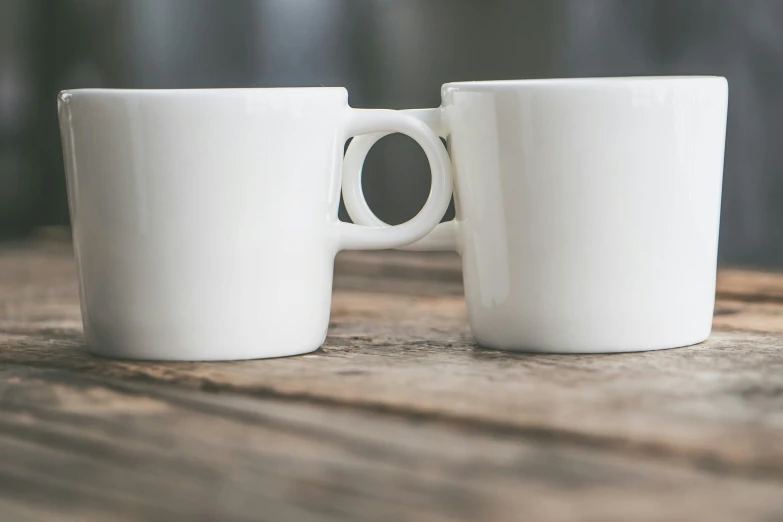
[443,75,726,90]
[58,86,348,100]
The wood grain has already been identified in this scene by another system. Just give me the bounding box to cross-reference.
[1,232,783,521]
[717,268,783,303]
[0,366,781,522]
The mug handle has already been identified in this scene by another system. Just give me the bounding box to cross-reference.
[336,108,453,251]
[342,108,459,252]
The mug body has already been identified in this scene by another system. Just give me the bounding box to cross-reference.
[58,88,349,360]
[442,77,728,353]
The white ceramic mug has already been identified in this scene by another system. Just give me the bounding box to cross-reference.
[344,77,729,353]
[58,87,452,360]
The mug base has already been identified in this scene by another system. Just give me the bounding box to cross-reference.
[85,343,321,362]
[473,332,711,355]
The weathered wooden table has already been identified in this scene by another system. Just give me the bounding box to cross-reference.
[0,229,782,521]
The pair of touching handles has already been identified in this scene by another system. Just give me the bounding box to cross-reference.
[345,109,457,252]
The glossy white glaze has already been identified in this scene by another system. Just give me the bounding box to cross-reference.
[344,77,729,353]
[58,87,451,360]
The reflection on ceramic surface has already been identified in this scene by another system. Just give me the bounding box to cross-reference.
[445,91,510,308]
[58,88,451,361]
[344,77,729,353]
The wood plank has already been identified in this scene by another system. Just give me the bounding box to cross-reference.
[713,299,783,333]
[2,237,783,481]
[717,268,783,303]
[2,322,783,477]
[0,366,781,522]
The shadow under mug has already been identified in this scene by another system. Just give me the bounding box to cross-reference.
[58,87,452,361]
[344,77,729,354]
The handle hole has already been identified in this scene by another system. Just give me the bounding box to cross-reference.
[339,135,455,225]
[357,133,430,225]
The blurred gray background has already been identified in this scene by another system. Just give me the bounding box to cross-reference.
[1,0,781,266]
